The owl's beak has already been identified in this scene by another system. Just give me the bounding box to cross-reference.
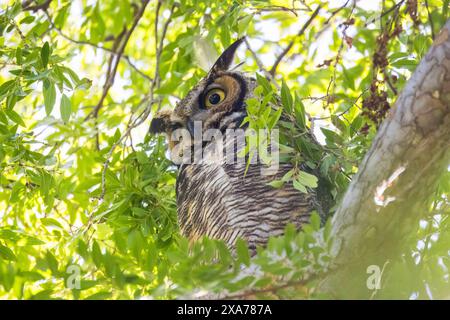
[149,109,173,134]
[187,119,195,137]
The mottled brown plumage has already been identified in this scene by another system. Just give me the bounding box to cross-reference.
[150,38,326,252]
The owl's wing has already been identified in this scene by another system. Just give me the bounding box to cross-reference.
[176,160,317,249]
[220,161,316,248]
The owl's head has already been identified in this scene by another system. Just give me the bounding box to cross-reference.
[149,38,256,151]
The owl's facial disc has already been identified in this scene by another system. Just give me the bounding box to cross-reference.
[149,38,247,155]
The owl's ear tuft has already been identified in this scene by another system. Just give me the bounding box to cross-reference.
[210,37,245,73]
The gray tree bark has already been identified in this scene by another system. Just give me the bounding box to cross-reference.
[320,20,450,298]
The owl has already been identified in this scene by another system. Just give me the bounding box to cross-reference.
[150,38,329,254]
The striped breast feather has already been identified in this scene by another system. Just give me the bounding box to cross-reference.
[176,158,316,250]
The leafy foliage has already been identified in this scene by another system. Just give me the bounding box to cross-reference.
[0,0,449,299]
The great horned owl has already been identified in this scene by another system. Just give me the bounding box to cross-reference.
[150,38,328,253]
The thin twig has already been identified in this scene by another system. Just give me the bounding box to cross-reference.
[98,1,177,200]
[8,17,27,42]
[152,2,176,93]
[88,28,127,121]
[244,38,276,85]
[86,0,151,121]
[99,96,157,200]
[252,5,310,16]
[383,70,398,95]
[22,0,52,12]
[42,9,153,83]
[323,1,356,110]
[155,0,162,53]
[324,0,350,25]
[363,0,405,27]
[269,5,322,76]
[220,273,324,300]
[424,0,435,39]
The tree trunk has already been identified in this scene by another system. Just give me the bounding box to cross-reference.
[320,20,450,298]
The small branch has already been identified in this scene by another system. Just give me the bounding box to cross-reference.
[85,0,151,121]
[383,69,398,95]
[323,1,356,110]
[154,0,162,53]
[251,5,310,16]
[99,96,158,200]
[219,271,327,300]
[22,0,52,12]
[244,38,276,85]
[98,1,177,200]
[324,0,350,25]
[123,56,153,81]
[8,17,27,42]
[42,9,152,84]
[220,278,310,300]
[424,0,435,39]
[90,28,127,121]
[363,0,405,27]
[269,5,322,77]
[152,2,176,94]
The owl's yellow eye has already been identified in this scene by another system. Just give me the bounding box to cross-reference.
[204,89,226,108]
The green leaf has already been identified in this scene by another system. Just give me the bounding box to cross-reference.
[60,94,72,122]
[20,16,35,24]
[298,170,318,189]
[77,77,92,89]
[293,179,307,193]
[281,80,293,112]
[0,244,17,261]
[310,211,321,231]
[267,179,284,188]
[43,80,56,116]
[136,151,148,164]
[54,5,70,29]
[41,41,50,68]
[22,236,45,246]
[29,289,53,300]
[294,94,306,129]
[236,239,250,266]
[5,109,25,127]
[84,291,112,300]
[91,241,103,268]
[6,95,17,109]
[45,251,59,274]
[390,58,417,71]
[41,218,63,229]
[15,47,22,65]
[256,73,272,94]
[0,80,16,96]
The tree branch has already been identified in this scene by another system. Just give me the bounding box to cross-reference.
[86,0,150,121]
[98,1,177,200]
[244,38,278,88]
[269,5,322,77]
[22,0,52,12]
[99,96,158,200]
[363,0,405,27]
[320,20,450,298]
[219,276,318,300]
[424,0,436,39]
[42,9,153,83]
